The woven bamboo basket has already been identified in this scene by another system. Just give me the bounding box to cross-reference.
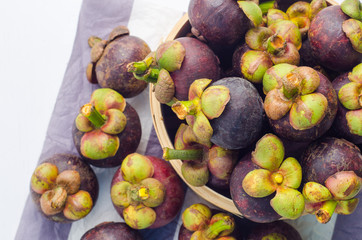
[150,0,338,218]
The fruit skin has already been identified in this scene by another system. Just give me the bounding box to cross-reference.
[230,153,282,223]
[111,156,185,229]
[308,5,362,72]
[188,0,248,64]
[268,71,337,142]
[80,222,142,240]
[301,137,362,185]
[171,37,221,101]
[73,104,141,168]
[332,72,362,145]
[246,220,302,240]
[209,77,264,150]
[95,35,150,98]
[30,154,99,222]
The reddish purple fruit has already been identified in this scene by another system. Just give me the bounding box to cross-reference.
[171,37,221,100]
[301,137,362,184]
[81,222,142,240]
[30,154,98,222]
[111,153,185,229]
[230,153,282,223]
[188,0,250,64]
[308,5,362,72]
[87,26,151,98]
[246,221,302,240]
[72,88,141,168]
[209,77,265,150]
[331,65,362,145]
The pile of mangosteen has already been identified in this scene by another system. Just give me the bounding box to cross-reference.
[29,0,362,238]
[128,0,362,227]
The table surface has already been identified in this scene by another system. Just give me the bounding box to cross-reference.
[0,0,353,239]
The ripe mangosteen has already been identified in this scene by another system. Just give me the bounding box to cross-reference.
[230,134,305,223]
[162,123,239,188]
[263,64,338,142]
[87,26,151,98]
[300,137,362,223]
[81,222,142,240]
[179,203,238,240]
[30,153,98,222]
[232,19,302,84]
[308,3,362,72]
[72,88,141,168]
[110,153,185,229]
[188,0,263,66]
[128,37,221,102]
[331,63,362,145]
[171,77,265,150]
[246,220,302,240]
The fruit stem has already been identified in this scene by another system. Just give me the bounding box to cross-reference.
[282,72,301,99]
[315,200,338,224]
[138,187,149,200]
[163,147,204,161]
[266,34,286,56]
[127,56,154,75]
[165,97,178,107]
[273,172,284,184]
[171,99,199,120]
[204,218,234,239]
[80,103,106,129]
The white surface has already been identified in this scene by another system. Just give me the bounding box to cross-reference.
[0,0,346,239]
[0,1,82,239]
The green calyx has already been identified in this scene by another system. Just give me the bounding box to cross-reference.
[303,171,362,223]
[155,40,186,72]
[338,82,362,110]
[182,203,212,232]
[171,79,230,147]
[121,153,154,184]
[31,162,92,220]
[243,134,304,219]
[341,0,362,21]
[342,19,362,54]
[76,88,128,160]
[237,1,263,27]
[183,204,235,239]
[123,204,156,229]
[202,213,235,239]
[111,178,165,209]
[264,65,328,130]
[241,50,274,84]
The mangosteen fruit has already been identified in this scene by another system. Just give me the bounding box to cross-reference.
[171,77,264,150]
[246,220,302,240]
[331,63,362,145]
[72,88,141,168]
[263,64,338,142]
[301,137,362,223]
[128,37,221,103]
[179,203,237,240]
[30,153,98,222]
[308,2,362,72]
[110,153,185,229]
[230,134,305,223]
[188,0,263,66]
[87,25,151,98]
[81,222,142,240]
[162,123,238,188]
[232,18,302,84]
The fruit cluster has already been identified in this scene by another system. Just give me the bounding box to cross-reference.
[28,0,361,238]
